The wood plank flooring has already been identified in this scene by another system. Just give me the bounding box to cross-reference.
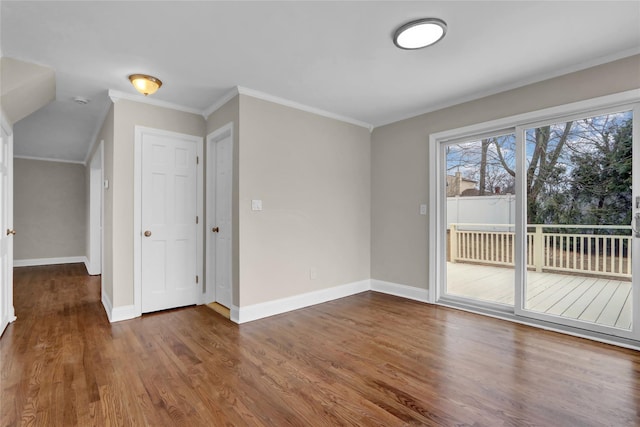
[1,264,639,426]
[447,262,632,329]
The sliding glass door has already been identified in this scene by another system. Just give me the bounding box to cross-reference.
[436,100,639,342]
[516,108,639,338]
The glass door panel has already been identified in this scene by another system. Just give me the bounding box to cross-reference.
[444,134,516,307]
[521,110,636,335]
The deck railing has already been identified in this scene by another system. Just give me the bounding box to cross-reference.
[449,223,632,279]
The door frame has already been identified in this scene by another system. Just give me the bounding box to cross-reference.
[0,110,15,335]
[87,140,103,276]
[429,89,640,345]
[205,122,233,305]
[133,126,204,317]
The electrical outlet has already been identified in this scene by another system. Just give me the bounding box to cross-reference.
[420,204,427,215]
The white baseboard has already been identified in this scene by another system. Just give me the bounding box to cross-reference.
[101,291,137,323]
[230,305,241,324]
[14,256,86,267]
[235,279,371,324]
[85,260,101,275]
[371,279,430,303]
[102,292,113,322]
[110,305,137,323]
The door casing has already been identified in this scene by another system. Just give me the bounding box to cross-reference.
[0,112,15,336]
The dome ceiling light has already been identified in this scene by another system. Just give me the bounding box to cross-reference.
[393,18,447,50]
[128,74,163,96]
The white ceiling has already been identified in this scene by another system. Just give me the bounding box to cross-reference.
[2,1,639,163]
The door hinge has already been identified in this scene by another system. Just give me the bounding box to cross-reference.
[196,156,199,165]
[196,275,199,284]
[196,216,199,224]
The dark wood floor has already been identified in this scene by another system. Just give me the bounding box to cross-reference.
[1,264,639,426]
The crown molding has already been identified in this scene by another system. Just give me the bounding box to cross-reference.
[236,86,374,131]
[375,47,640,128]
[202,87,239,119]
[107,89,202,116]
[109,85,376,132]
[14,154,85,165]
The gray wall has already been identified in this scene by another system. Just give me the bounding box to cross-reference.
[238,95,371,306]
[109,100,205,307]
[14,158,86,261]
[371,54,640,290]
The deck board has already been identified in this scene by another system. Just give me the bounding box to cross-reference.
[447,262,631,331]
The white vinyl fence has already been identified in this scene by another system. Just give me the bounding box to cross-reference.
[447,195,515,231]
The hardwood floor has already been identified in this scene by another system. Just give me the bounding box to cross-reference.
[1,264,639,426]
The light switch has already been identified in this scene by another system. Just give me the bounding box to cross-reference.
[251,200,262,211]
[420,204,427,215]
[104,179,109,189]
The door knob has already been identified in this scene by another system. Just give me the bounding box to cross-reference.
[212,227,219,233]
[6,229,15,236]
[144,230,152,237]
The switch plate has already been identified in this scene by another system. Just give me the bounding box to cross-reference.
[309,268,317,280]
[251,199,262,211]
[419,204,427,215]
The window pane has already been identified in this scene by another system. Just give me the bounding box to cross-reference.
[524,111,633,330]
[445,134,516,306]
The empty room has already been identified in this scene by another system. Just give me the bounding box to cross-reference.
[1,1,639,425]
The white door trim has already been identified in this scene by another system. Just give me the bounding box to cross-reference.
[0,113,16,334]
[133,126,204,317]
[87,140,103,275]
[205,122,233,304]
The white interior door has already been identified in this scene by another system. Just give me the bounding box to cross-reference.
[141,132,199,313]
[0,119,15,335]
[207,125,233,308]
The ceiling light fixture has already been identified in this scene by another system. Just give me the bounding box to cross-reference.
[128,74,162,96]
[73,96,90,105]
[393,18,447,50]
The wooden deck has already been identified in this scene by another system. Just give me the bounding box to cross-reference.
[447,262,632,330]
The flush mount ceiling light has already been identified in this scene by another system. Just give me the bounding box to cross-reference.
[73,96,90,105]
[393,18,447,50]
[128,74,162,96]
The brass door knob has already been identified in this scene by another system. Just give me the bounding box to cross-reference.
[144,230,152,237]
[6,229,16,236]
[212,227,219,233]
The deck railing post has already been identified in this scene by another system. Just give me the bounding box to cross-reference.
[534,225,544,272]
[450,224,458,263]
